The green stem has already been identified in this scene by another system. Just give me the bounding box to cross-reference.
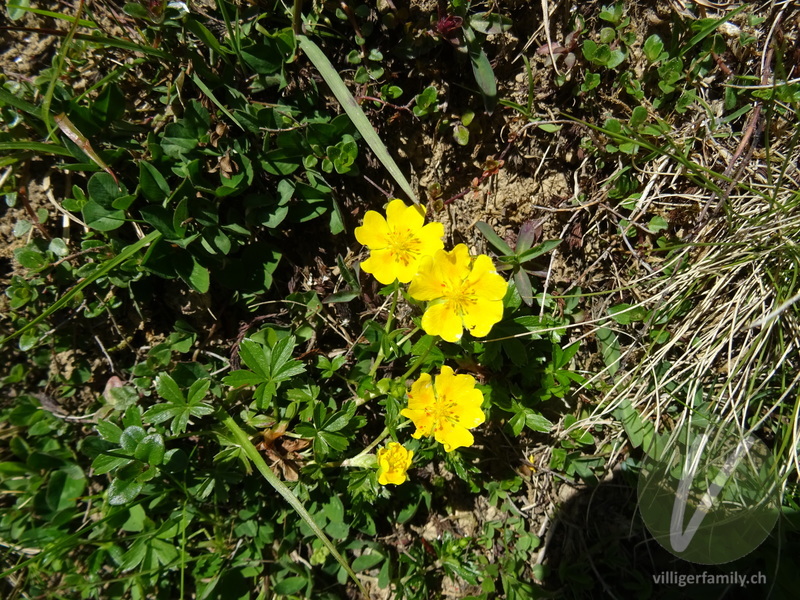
[368,288,400,378]
[400,338,434,381]
[217,410,367,598]
[344,427,390,465]
[292,0,303,35]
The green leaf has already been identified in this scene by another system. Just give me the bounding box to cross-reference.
[139,205,178,238]
[222,370,266,387]
[107,478,143,506]
[648,215,668,233]
[608,303,648,324]
[143,403,183,424]
[238,339,271,379]
[14,248,47,270]
[273,577,307,595]
[515,239,561,263]
[184,16,229,59]
[189,402,214,417]
[463,24,497,113]
[155,373,184,404]
[323,402,355,432]
[7,0,31,21]
[352,551,384,572]
[122,2,151,19]
[46,466,86,512]
[161,122,198,157]
[596,327,620,376]
[134,433,165,465]
[629,105,648,130]
[187,379,211,404]
[469,13,512,35]
[92,453,132,475]
[138,161,170,203]
[475,221,513,255]
[96,420,123,443]
[323,290,360,303]
[452,123,470,146]
[318,430,349,452]
[182,257,209,293]
[606,49,626,69]
[612,399,655,450]
[525,410,553,433]
[119,426,146,453]
[82,200,126,231]
[582,39,598,61]
[643,34,664,63]
[508,411,525,437]
[87,172,127,208]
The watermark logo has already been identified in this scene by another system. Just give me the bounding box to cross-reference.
[637,418,780,564]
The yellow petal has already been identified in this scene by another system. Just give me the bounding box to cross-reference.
[380,470,407,485]
[400,408,434,438]
[394,255,421,284]
[452,399,486,429]
[434,365,462,395]
[387,199,425,231]
[355,211,389,249]
[360,248,398,285]
[437,244,471,286]
[417,221,445,255]
[408,254,444,301]
[435,420,475,452]
[463,297,504,338]
[449,244,472,272]
[421,301,463,342]
[407,373,434,408]
[467,255,508,300]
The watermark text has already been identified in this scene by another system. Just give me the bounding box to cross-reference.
[653,571,766,588]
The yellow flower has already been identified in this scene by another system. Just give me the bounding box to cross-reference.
[408,244,507,343]
[355,199,445,285]
[376,442,413,485]
[400,366,485,452]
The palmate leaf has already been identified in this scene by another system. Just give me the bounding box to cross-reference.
[225,337,306,408]
[146,375,213,434]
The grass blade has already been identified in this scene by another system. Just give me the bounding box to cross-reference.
[296,34,419,204]
[218,410,368,598]
[0,141,73,157]
[0,87,43,119]
[6,4,97,27]
[54,113,119,183]
[191,73,244,131]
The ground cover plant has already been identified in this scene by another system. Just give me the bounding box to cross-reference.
[1,0,800,598]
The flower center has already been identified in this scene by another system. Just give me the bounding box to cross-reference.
[387,228,421,266]
[425,394,458,431]
[442,279,477,315]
